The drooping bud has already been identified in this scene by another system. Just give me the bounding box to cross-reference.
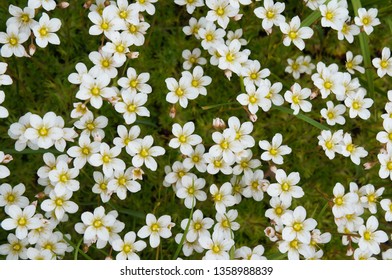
[212,118,226,130]
[2,154,13,164]
[59,2,70,8]
[29,44,36,56]
[169,106,176,118]
[249,114,257,122]
[224,69,232,80]
[126,52,139,59]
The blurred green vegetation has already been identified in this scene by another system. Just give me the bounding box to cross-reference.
[0,0,392,260]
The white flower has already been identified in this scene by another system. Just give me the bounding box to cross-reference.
[199,22,226,50]
[175,0,204,14]
[265,197,291,225]
[80,206,116,243]
[48,160,80,195]
[169,122,202,156]
[118,67,152,95]
[183,16,207,38]
[182,66,212,97]
[210,129,243,164]
[1,205,42,239]
[210,183,236,213]
[376,119,392,150]
[354,8,380,35]
[115,91,150,124]
[104,0,139,24]
[133,0,158,16]
[0,63,12,87]
[242,170,268,201]
[233,149,261,176]
[311,62,344,99]
[41,189,78,220]
[76,74,116,109]
[89,51,121,79]
[123,21,150,46]
[92,171,112,203]
[254,0,286,32]
[235,245,266,260]
[227,116,255,148]
[340,133,368,165]
[216,39,249,75]
[88,9,124,37]
[237,83,264,114]
[332,183,358,218]
[259,133,292,164]
[67,135,100,169]
[317,129,343,160]
[257,79,284,110]
[68,62,88,85]
[372,47,392,78]
[206,0,238,29]
[380,199,392,222]
[241,60,270,86]
[128,135,165,171]
[102,31,133,65]
[0,24,28,57]
[0,183,29,212]
[344,88,373,120]
[24,112,64,149]
[282,206,317,244]
[89,143,126,177]
[28,0,56,11]
[112,231,147,260]
[0,233,28,260]
[182,48,207,70]
[181,209,214,243]
[304,0,326,11]
[164,161,191,189]
[377,151,392,180]
[358,216,388,255]
[319,0,349,30]
[285,57,306,79]
[165,77,198,108]
[345,51,365,74]
[360,184,384,214]
[337,21,360,43]
[32,13,61,48]
[137,213,175,248]
[320,101,346,126]
[199,231,234,260]
[74,111,108,139]
[267,169,304,205]
[0,152,11,179]
[176,175,207,209]
[183,144,207,172]
[214,209,240,238]
[280,16,314,50]
[284,83,312,115]
[6,5,36,36]
[107,167,141,200]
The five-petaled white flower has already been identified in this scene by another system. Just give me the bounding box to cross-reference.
[128,135,165,171]
[137,213,175,248]
[280,16,314,50]
[259,133,292,164]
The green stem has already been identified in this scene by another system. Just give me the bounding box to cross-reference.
[74,237,84,260]
[272,105,330,130]
[62,235,93,260]
[172,200,195,260]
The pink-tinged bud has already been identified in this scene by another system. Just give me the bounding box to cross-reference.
[363,161,376,170]
[2,154,13,164]
[234,14,243,21]
[131,167,144,180]
[59,2,70,8]
[31,200,38,207]
[261,181,270,192]
[346,247,354,256]
[83,1,92,9]
[212,118,226,130]
[127,52,139,59]
[29,44,36,56]
[93,133,102,142]
[310,91,318,100]
[169,106,176,118]
[139,14,145,22]
[265,28,273,35]
[107,96,120,105]
[224,69,232,80]
[269,165,277,174]
[35,192,46,199]
[105,256,113,260]
[264,226,278,242]
[249,114,257,122]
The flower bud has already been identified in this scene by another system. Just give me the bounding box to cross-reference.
[2,154,13,164]
[265,28,273,35]
[249,114,257,122]
[35,192,46,199]
[29,44,36,56]
[310,91,318,100]
[131,167,144,180]
[59,2,70,8]
[105,256,113,260]
[264,226,278,242]
[212,118,226,130]
[126,52,139,59]
[93,133,102,142]
[363,161,376,170]
[169,106,176,118]
[224,69,232,80]
[83,1,92,9]
[234,14,243,21]
[346,247,354,256]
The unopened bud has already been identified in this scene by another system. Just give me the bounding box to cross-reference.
[234,14,243,21]
[264,226,278,242]
[105,256,113,260]
[212,118,226,130]
[83,1,92,9]
[269,165,277,174]
[346,247,354,256]
[169,106,176,118]
[126,52,139,59]
[2,154,13,164]
[82,244,89,253]
[131,167,144,180]
[104,0,111,6]
[363,161,376,170]
[35,192,46,199]
[31,200,38,207]
[224,69,232,80]
[310,91,318,100]
[261,181,270,192]
[93,133,102,142]
[29,44,36,56]
[59,2,70,8]
[139,14,145,22]
[265,28,273,35]
[249,114,257,122]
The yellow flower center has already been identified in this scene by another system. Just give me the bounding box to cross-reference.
[191,79,199,87]
[13,243,21,251]
[292,95,300,104]
[9,37,18,46]
[288,31,297,39]
[178,171,185,178]
[116,44,125,53]
[130,79,138,88]
[352,101,360,110]
[175,88,184,96]
[212,244,221,253]
[213,159,222,168]
[139,0,145,3]
[292,63,299,70]
[381,60,389,68]
[59,174,68,183]
[289,239,298,249]
[249,95,257,104]
[363,231,372,241]
[192,155,200,162]
[367,194,376,203]
[216,7,225,16]
[118,176,127,185]
[123,244,132,253]
[335,196,343,206]
[91,86,100,96]
[324,81,332,89]
[222,219,230,228]
[129,24,137,33]
[102,59,110,68]
[269,148,278,156]
[101,22,109,30]
[102,155,111,163]
[250,73,258,80]
[266,91,272,99]
[39,127,48,136]
[151,223,159,232]
[362,17,370,25]
[346,144,355,152]
[187,186,195,195]
[342,24,348,33]
[240,161,248,168]
[44,244,53,251]
[82,147,90,155]
[194,222,202,230]
[327,112,334,119]
[266,10,275,19]
[226,53,235,62]
[124,138,131,145]
[325,140,333,149]
[189,57,196,64]
[251,181,259,189]
[55,198,63,206]
[206,34,213,41]
[275,206,283,215]
[140,148,149,158]
[93,220,102,228]
[86,122,95,131]
[119,11,128,19]
[127,104,137,112]
[346,61,353,69]
[18,217,27,226]
[220,140,229,150]
[213,193,222,202]
[39,27,48,36]
[281,182,290,191]
[100,183,107,190]
[325,11,333,20]
[7,194,15,202]
[179,135,187,143]
[293,222,303,232]
[387,161,392,171]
